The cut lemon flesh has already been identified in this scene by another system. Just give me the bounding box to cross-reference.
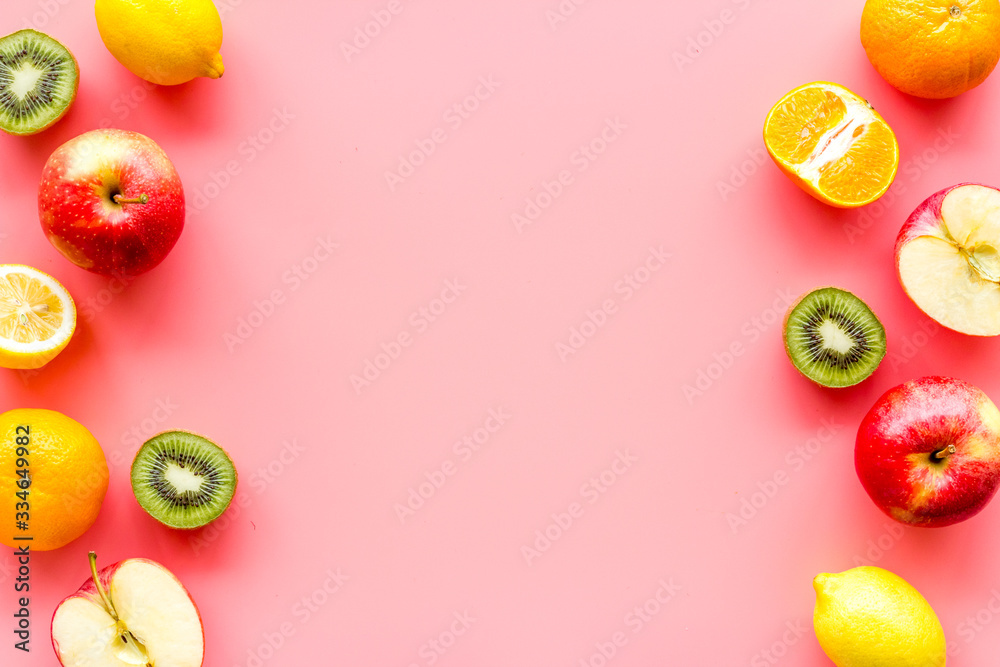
[0,264,76,369]
[764,81,899,208]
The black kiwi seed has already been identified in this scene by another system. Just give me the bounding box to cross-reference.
[0,29,79,136]
[131,431,238,529]
[783,286,886,388]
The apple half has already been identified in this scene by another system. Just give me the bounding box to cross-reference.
[896,183,1000,335]
[51,552,204,667]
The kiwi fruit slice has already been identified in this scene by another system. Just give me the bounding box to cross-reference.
[0,29,79,136]
[783,287,886,388]
[131,431,237,529]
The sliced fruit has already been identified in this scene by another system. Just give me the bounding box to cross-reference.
[813,566,946,667]
[0,264,76,369]
[763,81,899,207]
[896,182,1000,335]
[783,286,886,387]
[131,431,237,529]
[0,29,79,135]
[51,552,205,667]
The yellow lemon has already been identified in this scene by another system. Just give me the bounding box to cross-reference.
[95,0,224,85]
[0,264,76,370]
[0,409,109,551]
[813,566,947,667]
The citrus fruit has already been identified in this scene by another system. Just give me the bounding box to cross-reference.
[95,0,224,85]
[763,81,899,208]
[813,566,947,667]
[861,0,1000,99]
[0,264,76,370]
[0,409,109,551]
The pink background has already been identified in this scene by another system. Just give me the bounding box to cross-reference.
[3,0,1000,664]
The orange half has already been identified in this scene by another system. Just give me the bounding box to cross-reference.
[763,81,899,208]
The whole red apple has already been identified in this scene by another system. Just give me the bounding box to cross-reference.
[38,128,185,277]
[51,552,204,666]
[895,182,1000,336]
[856,376,1000,527]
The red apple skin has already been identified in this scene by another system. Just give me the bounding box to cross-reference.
[38,129,185,277]
[855,376,1000,527]
[893,182,1000,335]
[892,183,960,261]
[50,557,205,667]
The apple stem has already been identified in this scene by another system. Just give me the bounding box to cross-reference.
[113,193,149,205]
[89,551,120,622]
[89,552,152,665]
[932,445,957,461]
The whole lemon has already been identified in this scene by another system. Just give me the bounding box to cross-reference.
[813,566,947,667]
[95,0,225,85]
[0,409,109,551]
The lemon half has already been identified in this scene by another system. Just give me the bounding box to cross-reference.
[0,264,76,370]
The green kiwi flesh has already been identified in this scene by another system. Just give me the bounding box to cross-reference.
[783,287,886,388]
[0,29,79,136]
[131,431,237,529]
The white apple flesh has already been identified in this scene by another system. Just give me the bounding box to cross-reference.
[51,552,204,667]
[896,183,1000,335]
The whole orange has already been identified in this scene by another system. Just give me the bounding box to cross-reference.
[0,409,109,551]
[861,0,1000,98]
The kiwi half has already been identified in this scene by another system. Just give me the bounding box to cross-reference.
[783,287,886,388]
[131,431,237,529]
[0,29,79,136]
